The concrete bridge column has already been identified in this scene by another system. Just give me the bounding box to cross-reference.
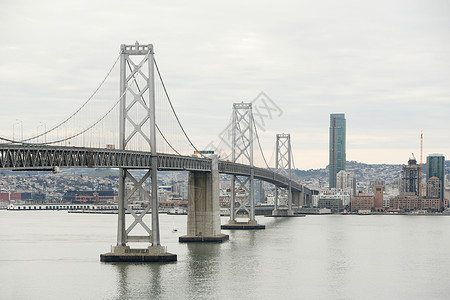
[292,191,302,207]
[180,155,229,243]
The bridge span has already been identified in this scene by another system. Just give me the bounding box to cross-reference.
[0,42,308,262]
[0,144,303,192]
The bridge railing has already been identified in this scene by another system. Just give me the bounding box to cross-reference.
[0,144,153,169]
[218,160,302,192]
[158,153,211,172]
[218,161,250,176]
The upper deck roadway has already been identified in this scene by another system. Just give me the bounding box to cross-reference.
[0,145,302,192]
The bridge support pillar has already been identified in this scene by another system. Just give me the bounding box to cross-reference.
[221,102,265,230]
[268,191,303,217]
[101,42,176,262]
[267,133,301,218]
[222,219,265,230]
[292,191,302,207]
[180,155,229,243]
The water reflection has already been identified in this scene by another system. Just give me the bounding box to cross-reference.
[227,228,257,247]
[266,215,293,228]
[112,262,168,299]
[114,263,130,299]
[185,243,221,298]
[6,211,450,299]
[326,221,349,299]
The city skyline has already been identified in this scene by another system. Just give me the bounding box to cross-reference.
[0,1,449,170]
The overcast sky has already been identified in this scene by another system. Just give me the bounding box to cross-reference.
[0,0,449,169]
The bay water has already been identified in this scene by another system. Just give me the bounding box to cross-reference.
[1,211,450,299]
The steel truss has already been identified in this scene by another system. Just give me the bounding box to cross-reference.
[117,42,160,248]
[275,133,292,210]
[229,102,256,221]
[0,145,303,192]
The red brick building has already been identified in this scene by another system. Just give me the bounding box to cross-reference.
[351,195,374,212]
[374,185,383,210]
[389,194,441,211]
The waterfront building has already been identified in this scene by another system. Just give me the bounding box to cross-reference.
[336,170,356,197]
[318,197,343,213]
[383,195,392,208]
[427,154,445,207]
[329,113,346,188]
[426,177,441,199]
[400,157,420,195]
[351,195,374,212]
[313,188,351,212]
[374,185,383,210]
[63,190,115,203]
[389,195,441,211]
[390,156,442,212]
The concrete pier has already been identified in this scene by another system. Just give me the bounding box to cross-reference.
[267,208,297,217]
[266,208,306,217]
[221,219,266,230]
[100,246,177,262]
[179,155,229,243]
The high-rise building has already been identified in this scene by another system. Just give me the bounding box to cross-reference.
[329,113,346,188]
[427,154,445,207]
[336,170,356,197]
[391,156,442,212]
[426,177,441,199]
[401,157,420,195]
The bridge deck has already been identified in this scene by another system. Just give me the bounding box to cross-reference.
[0,145,302,191]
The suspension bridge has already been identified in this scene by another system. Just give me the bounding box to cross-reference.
[0,42,309,262]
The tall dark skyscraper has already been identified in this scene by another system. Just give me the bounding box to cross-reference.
[329,113,346,188]
[401,157,420,195]
[427,153,445,206]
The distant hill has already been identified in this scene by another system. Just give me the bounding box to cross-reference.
[0,160,448,189]
[294,160,450,190]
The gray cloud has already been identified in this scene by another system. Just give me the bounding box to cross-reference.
[0,0,448,168]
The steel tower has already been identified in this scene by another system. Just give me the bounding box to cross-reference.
[102,42,175,261]
[275,133,292,211]
[229,102,256,222]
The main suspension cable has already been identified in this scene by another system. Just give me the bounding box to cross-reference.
[4,50,151,145]
[20,51,122,142]
[268,143,276,169]
[251,114,271,169]
[153,57,205,158]
[291,147,296,170]
[156,124,181,155]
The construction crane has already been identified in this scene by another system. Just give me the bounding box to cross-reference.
[419,131,423,197]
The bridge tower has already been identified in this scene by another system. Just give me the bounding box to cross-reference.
[222,102,265,230]
[101,42,176,262]
[271,133,295,216]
